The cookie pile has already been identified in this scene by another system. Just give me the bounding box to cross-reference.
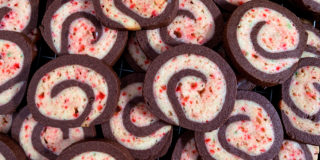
[0,0,320,159]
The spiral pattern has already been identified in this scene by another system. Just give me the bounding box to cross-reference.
[11,107,96,160]
[302,24,320,58]
[27,55,120,128]
[0,134,26,160]
[144,45,236,132]
[92,0,179,30]
[0,0,38,34]
[274,140,319,160]
[281,58,320,145]
[136,0,223,60]
[195,91,283,160]
[102,73,172,160]
[0,31,33,114]
[56,140,134,160]
[225,0,306,86]
[41,0,128,65]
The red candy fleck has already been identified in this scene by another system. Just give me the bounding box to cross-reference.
[38,92,45,99]
[191,83,197,89]
[96,92,105,100]
[13,63,20,69]
[97,105,103,111]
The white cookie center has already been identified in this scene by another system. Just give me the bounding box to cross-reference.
[0,114,12,134]
[122,0,168,18]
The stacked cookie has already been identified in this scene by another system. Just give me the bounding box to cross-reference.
[0,0,320,159]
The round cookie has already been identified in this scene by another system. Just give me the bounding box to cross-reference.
[224,0,307,86]
[0,31,33,114]
[11,107,96,160]
[144,44,237,132]
[0,114,12,134]
[0,0,39,34]
[102,73,173,160]
[274,140,319,160]
[0,133,26,160]
[136,0,223,60]
[214,0,252,12]
[195,91,284,160]
[124,33,151,72]
[281,58,320,145]
[41,0,128,65]
[172,131,202,160]
[301,24,320,58]
[27,55,120,128]
[92,0,179,31]
[56,140,134,160]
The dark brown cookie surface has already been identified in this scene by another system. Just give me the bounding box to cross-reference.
[41,0,128,65]
[0,31,33,114]
[214,0,251,12]
[11,107,96,160]
[195,91,283,160]
[172,131,202,160]
[92,0,179,30]
[102,73,173,160]
[144,44,237,132]
[0,133,26,160]
[27,55,120,128]
[136,0,223,60]
[281,58,320,145]
[224,0,306,86]
[56,140,134,160]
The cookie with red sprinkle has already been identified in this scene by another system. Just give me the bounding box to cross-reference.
[195,91,283,160]
[144,44,237,132]
[41,0,128,65]
[102,73,173,160]
[11,107,96,160]
[136,0,223,60]
[224,0,307,86]
[281,58,320,145]
[0,0,39,34]
[275,140,319,160]
[0,133,26,160]
[0,31,33,114]
[92,0,179,30]
[56,140,134,160]
[27,55,120,128]
[172,131,202,160]
[301,24,320,58]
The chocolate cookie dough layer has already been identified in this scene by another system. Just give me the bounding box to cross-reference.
[0,0,39,34]
[0,31,33,114]
[224,0,306,86]
[56,140,134,160]
[92,0,179,30]
[302,24,320,58]
[281,58,320,145]
[136,0,223,60]
[172,131,202,160]
[0,133,26,160]
[195,91,283,160]
[102,73,173,160]
[27,55,120,128]
[11,107,96,160]
[0,114,12,134]
[144,45,237,132]
[41,0,128,65]
[214,0,252,12]
[275,140,319,160]
[124,33,151,72]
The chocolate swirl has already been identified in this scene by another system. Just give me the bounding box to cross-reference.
[225,0,307,86]
[144,45,237,132]
[136,0,223,60]
[92,0,179,30]
[281,58,320,145]
[102,73,173,160]
[41,0,128,65]
[0,133,26,159]
[195,91,283,160]
[0,31,33,114]
[0,0,38,34]
[27,55,120,128]
[11,107,96,160]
